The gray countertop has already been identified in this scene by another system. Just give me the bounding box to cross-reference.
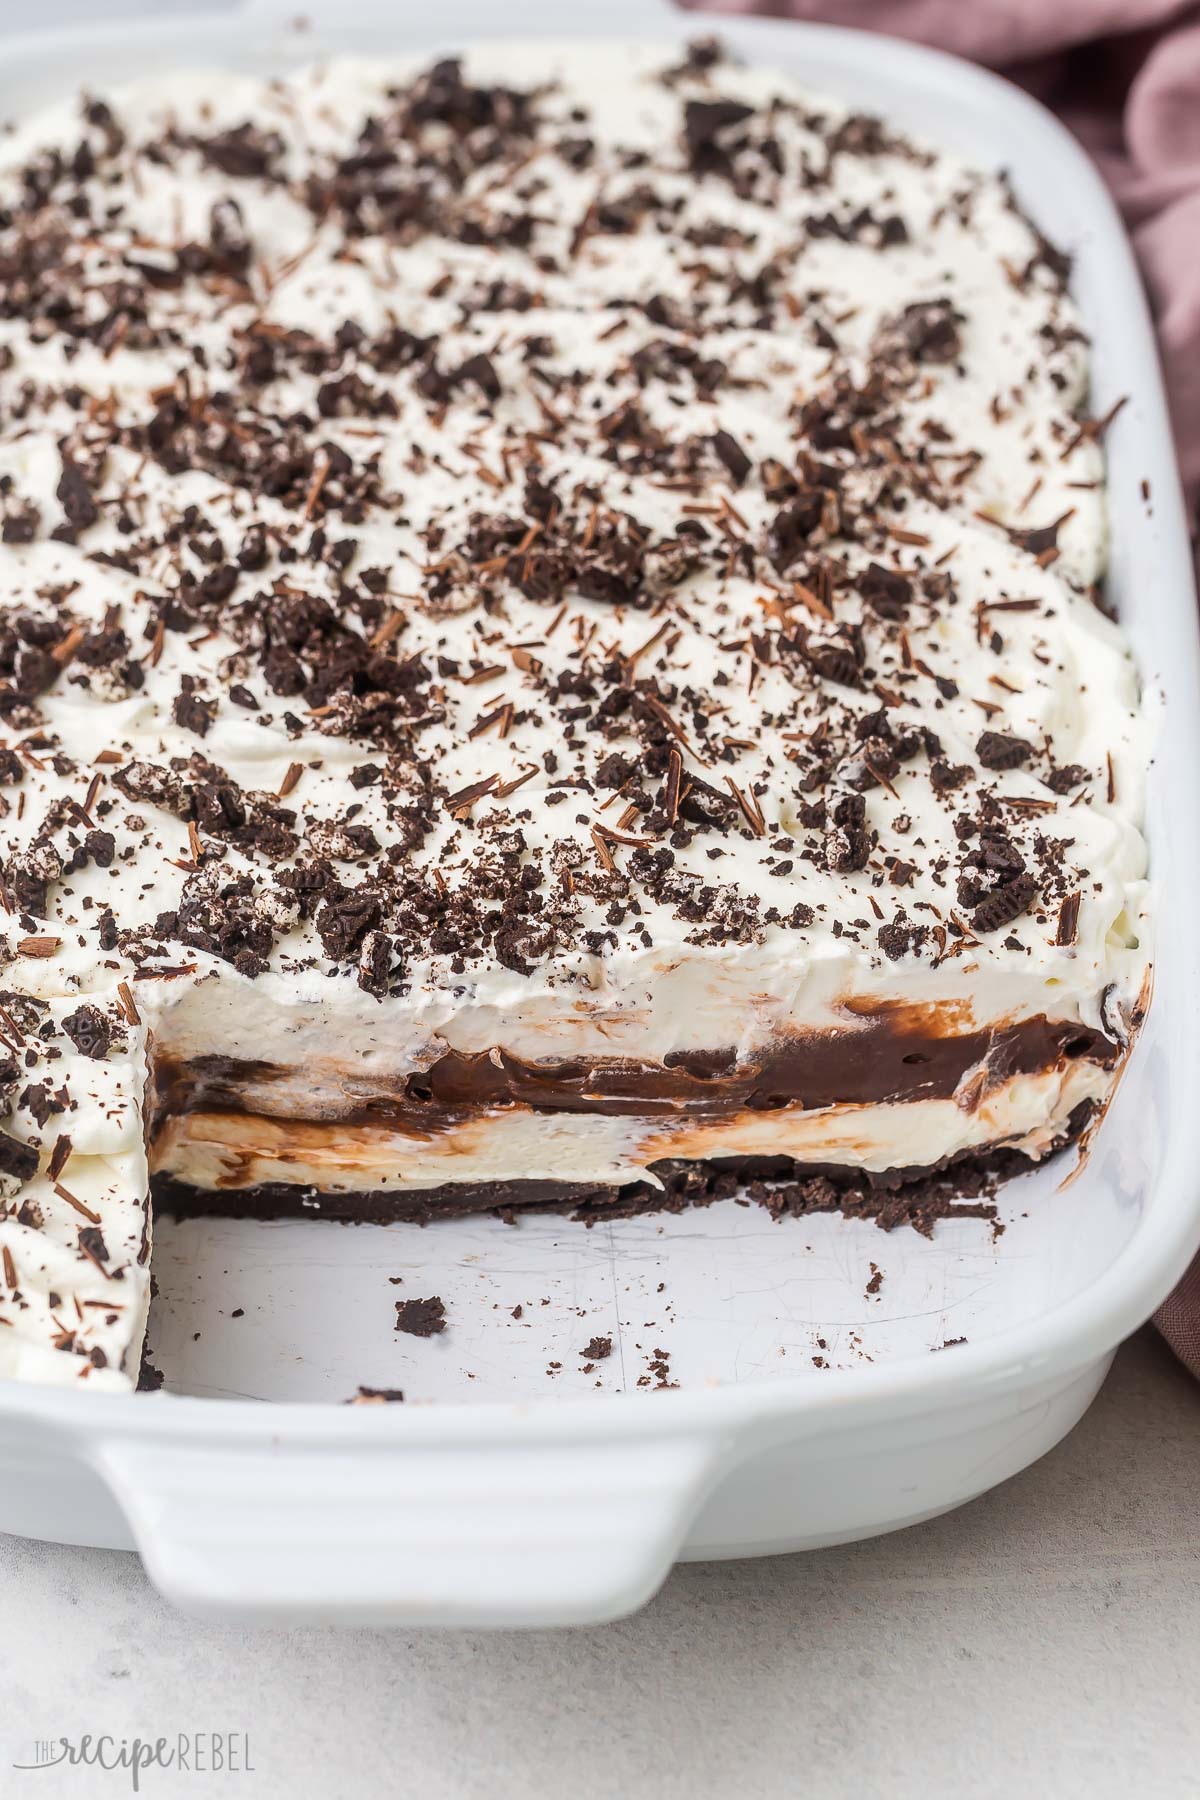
[2,1329,1198,1799]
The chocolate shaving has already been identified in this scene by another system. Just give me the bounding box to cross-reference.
[1056,891,1081,946]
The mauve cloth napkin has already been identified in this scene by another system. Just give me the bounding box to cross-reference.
[681,0,1200,1372]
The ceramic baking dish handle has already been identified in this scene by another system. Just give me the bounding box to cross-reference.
[94,1430,728,1626]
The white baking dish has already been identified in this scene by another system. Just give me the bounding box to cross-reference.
[0,0,1196,1629]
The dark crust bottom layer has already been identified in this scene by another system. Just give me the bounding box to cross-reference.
[149,1101,1094,1239]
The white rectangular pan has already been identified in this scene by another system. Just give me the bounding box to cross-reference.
[0,0,1196,1628]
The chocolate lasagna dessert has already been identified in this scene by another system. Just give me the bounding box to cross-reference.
[0,41,1149,1388]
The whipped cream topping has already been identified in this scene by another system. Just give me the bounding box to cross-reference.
[0,39,1150,1386]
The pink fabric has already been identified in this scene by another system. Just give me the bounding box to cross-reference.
[683,0,1200,1373]
[679,0,1200,503]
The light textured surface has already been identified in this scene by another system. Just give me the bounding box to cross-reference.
[1,1330,1198,1799]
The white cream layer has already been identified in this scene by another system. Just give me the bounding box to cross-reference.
[151,1059,1109,1194]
